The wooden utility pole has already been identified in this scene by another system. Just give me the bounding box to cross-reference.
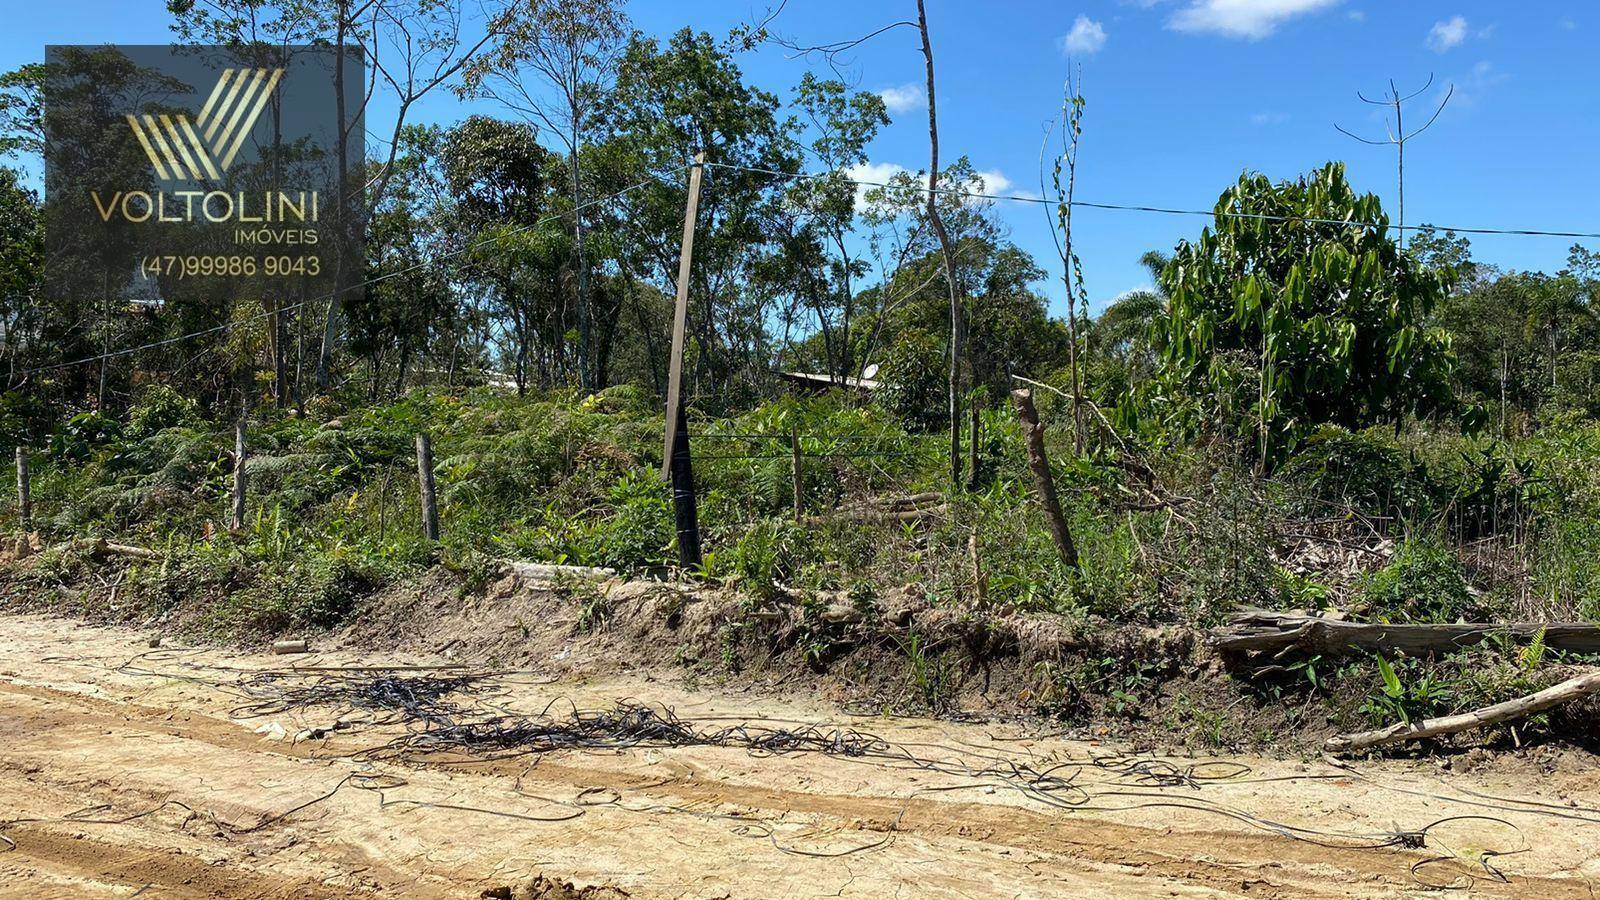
[14,447,30,531]
[662,153,705,569]
[1011,389,1079,570]
[230,418,248,532]
[415,432,439,542]
[790,429,804,522]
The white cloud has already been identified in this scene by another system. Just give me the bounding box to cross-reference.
[847,162,909,185]
[1347,9,1365,22]
[845,162,911,210]
[1447,60,1508,109]
[1168,0,1341,39]
[971,169,1015,195]
[962,168,1040,203]
[1250,111,1289,125]
[1427,15,1469,52]
[876,83,925,115]
[842,162,1035,209]
[1059,16,1108,55]
[1559,18,1576,31]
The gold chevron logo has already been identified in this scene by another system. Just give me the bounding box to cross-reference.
[126,68,284,180]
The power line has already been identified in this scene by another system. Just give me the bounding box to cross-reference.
[701,160,1600,240]
[19,167,687,377]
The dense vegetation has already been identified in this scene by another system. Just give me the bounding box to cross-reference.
[1,2,1599,745]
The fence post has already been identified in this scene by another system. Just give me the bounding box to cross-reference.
[230,418,248,532]
[791,429,804,522]
[415,432,439,542]
[14,446,30,531]
[1010,389,1079,570]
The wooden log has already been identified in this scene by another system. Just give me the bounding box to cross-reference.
[14,446,30,530]
[1209,609,1600,658]
[415,432,440,542]
[1010,389,1079,570]
[271,640,309,655]
[1325,669,1600,753]
[824,503,949,525]
[504,561,616,584]
[884,491,944,509]
[103,541,162,561]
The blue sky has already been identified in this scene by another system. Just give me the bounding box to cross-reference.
[4,1,1595,315]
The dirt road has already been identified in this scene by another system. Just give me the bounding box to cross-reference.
[2,613,1598,899]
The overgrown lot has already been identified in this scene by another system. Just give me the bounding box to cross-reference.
[5,384,1599,752]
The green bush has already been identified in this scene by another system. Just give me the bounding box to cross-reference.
[1360,539,1481,623]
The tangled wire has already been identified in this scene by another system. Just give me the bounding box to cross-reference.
[12,655,1595,889]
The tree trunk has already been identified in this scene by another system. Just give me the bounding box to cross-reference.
[1209,609,1600,657]
[1011,388,1079,570]
[1326,669,1600,753]
[571,120,593,391]
[317,4,352,392]
[230,418,248,532]
[915,0,964,494]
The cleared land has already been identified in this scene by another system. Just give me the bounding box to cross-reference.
[1,613,1598,899]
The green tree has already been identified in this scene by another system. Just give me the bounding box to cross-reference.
[0,167,42,388]
[461,0,630,392]
[441,115,563,395]
[765,73,887,384]
[1152,163,1462,463]
[599,28,796,406]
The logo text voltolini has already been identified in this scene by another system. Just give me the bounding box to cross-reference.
[89,190,320,223]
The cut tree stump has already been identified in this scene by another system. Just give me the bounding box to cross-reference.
[1325,669,1600,753]
[1209,609,1600,658]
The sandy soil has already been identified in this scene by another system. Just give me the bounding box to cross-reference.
[2,613,1598,899]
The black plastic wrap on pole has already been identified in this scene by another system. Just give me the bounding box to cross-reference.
[669,403,702,569]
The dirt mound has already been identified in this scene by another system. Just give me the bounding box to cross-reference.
[322,562,1285,752]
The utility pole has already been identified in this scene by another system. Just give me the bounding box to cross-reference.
[662,153,705,569]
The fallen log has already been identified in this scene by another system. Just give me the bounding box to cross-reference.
[1325,669,1600,753]
[83,538,163,561]
[1209,609,1600,658]
[823,499,948,525]
[503,561,617,584]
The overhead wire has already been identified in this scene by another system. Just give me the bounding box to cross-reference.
[701,160,1600,240]
[17,165,688,377]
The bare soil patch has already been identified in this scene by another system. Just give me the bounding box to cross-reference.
[3,613,1599,898]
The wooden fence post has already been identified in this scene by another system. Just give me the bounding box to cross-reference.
[1010,389,1079,570]
[662,152,705,570]
[415,432,439,542]
[14,446,30,531]
[791,429,804,522]
[230,418,247,532]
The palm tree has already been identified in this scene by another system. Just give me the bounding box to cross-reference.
[1089,250,1169,359]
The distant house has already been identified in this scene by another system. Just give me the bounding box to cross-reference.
[777,369,881,396]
